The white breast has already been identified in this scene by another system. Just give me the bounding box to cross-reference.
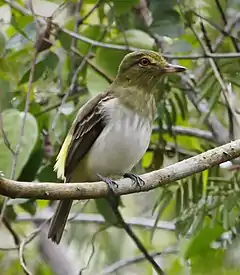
[86,98,152,179]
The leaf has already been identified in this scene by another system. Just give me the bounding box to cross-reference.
[0,78,12,110]
[151,189,173,239]
[150,10,184,38]
[112,0,138,14]
[149,1,184,38]
[58,30,72,50]
[95,198,122,227]
[20,200,37,215]
[37,164,59,182]
[184,224,224,259]
[142,151,153,168]
[19,51,59,84]
[0,109,38,179]
[0,32,6,56]
[173,91,187,120]
[18,145,44,182]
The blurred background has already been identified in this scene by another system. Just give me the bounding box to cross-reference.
[0,0,240,274]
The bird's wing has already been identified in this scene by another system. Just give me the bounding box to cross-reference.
[54,91,114,180]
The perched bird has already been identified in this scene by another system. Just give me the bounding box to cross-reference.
[48,50,186,244]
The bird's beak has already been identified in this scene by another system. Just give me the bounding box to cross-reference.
[162,63,186,73]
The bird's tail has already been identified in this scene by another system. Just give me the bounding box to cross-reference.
[48,199,73,244]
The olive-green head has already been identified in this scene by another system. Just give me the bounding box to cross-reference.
[115,50,186,90]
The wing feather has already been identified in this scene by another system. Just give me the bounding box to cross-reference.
[54,91,114,181]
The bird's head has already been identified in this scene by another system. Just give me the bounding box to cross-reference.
[115,50,186,91]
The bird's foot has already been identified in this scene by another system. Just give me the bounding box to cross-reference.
[124,173,145,187]
[97,173,119,193]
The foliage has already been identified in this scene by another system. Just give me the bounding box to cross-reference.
[0,0,240,274]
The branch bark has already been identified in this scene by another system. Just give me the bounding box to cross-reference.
[1,139,240,200]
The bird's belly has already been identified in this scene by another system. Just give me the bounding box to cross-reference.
[86,111,151,180]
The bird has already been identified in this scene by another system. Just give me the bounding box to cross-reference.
[48,50,186,244]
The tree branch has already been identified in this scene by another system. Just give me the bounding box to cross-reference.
[3,0,240,60]
[16,212,176,231]
[0,139,240,200]
[154,125,214,141]
[99,246,178,275]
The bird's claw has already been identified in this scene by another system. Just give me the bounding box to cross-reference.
[97,173,119,193]
[124,173,145,187]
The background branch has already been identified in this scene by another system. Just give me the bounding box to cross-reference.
[99,246,178,275]
[16,212,176,231]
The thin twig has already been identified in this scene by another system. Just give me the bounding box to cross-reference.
[34,88,87,117]
[99,246,178,275]
[213,14,240,52]
[70,0,83,77]
[0,111,15,155]
[19,220,49,275]
[190,10,240,43]
[2,217,29,274]
[214,0,240,51]
[62,28,240,59]
[77,0,104,26]
[79,225,109,275]
[71,47,113,83]
[2,217,21,246]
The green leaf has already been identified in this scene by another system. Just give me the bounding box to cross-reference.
[37,164,58,182]
[150,10,184,38]
[18,145,44,182]
[184,223,224,259]
[151,189,173,239]
[95,198,122,227]
[58,30,72,50]
[20,200,37,215]
[142,151,153,168]
[0,32,6,56]
[0,109,38,179]
[149,0,184,38]
[19,51,59,84]
[112,0,138,14]
[0,78,12,110]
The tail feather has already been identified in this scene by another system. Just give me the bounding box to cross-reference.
[48,200,73,244]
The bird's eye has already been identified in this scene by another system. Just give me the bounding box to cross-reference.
[139,58,150,66]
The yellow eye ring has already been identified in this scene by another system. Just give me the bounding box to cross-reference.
[139,58,150,66]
